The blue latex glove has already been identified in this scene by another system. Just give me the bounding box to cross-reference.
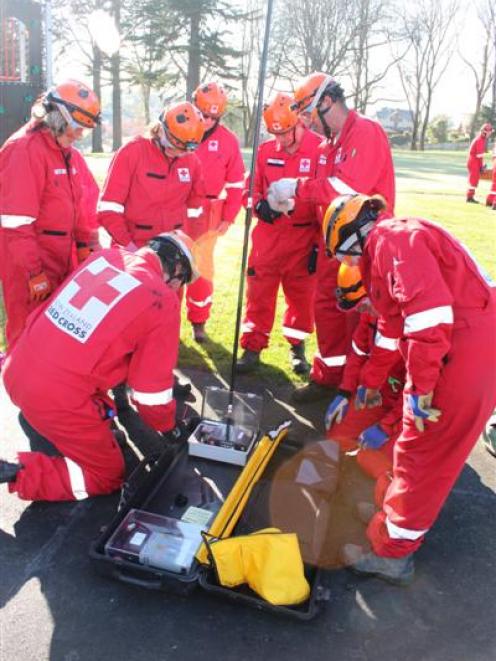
[407,392,442,432]
[358,424,389,449]
[324,394,349,430]
[355,385,382,410]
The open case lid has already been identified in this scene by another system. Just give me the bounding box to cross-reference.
[201,387,264,435]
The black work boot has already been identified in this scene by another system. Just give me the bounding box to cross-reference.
[466,197,479,204]
[289,341,310,375]
[192,322,207,344]
[236,349,260,374]
[0,460,23,484]
[291,381,337,403]
[342,543,415,586]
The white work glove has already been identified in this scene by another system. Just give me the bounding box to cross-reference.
[268,178,298,203]
[267,191,295,214]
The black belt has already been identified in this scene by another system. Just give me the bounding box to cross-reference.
[41,230,68,236]
[206,195,218,200]
[134,224,153,230]
[292,222,312,228]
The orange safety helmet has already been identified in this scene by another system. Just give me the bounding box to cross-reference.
[294,72,336,114]
[193,82,228,118]
[45,80,101,128]
[481,123,493,137]
[159,102,205,152]
[263,92,299,134]
[323,194,386,258]
[336,263,367,310]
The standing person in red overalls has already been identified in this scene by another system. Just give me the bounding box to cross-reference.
[485,138,496,210]
[0,80,101,348]
[267,72,396,403]
[97,102,205,249]
[322,194,496,585]
[466,122,493,203]
[236,92,322,374]
[187,82,245,343]
[0,232,198,501]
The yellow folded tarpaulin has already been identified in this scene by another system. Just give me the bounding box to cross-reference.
[195,420,291,564]
[206,528,310,606]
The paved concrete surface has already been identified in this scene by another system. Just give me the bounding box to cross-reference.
[1,365,495,661]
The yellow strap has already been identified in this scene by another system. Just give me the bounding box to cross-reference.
[196,421,290,564]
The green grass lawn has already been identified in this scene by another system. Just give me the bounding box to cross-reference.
[1,149,495,381]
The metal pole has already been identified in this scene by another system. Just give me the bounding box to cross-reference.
[229,0,275,396]
[44,0,53,87]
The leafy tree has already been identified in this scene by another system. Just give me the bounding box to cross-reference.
[427,114,450,143]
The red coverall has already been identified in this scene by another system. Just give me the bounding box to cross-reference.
[328,311,405,493]
[3,247,180,501]
[0,122,92,347]
[241,127,321,352]
[97,136,205,247]
[466,133,488,200]
[295,110,396,386]
[360,217,496,558]
[485,143,496,208]
[184,123,244,324]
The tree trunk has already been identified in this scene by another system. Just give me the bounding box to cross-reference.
[186,11,201,100]
[112,0,122,150]
[92,44,103,153]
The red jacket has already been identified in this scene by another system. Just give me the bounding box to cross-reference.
[10,247,180,431]
[0,122,91,278]
[252,127,322,225]
[341,311,405,436]
[296,110,396,217]
[195,123,244,224]
[360,217,495,395]
[97,136,205,247]
[467,134,488,167]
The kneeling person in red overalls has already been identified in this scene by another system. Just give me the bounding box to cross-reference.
[0,232,197,501]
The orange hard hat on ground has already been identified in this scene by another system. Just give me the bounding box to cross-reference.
[336,263,367,310]
[322,194,386,258]
[160,102,205,151]
[193,82,228,118]
[263,92,299,134]
[45,79,101,128]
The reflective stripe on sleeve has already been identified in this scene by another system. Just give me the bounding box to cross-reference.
[0,214,36,228]
[64,458,88,500]
[404,306,453,333]
[97,200,125,213]
[187,207,203,218]
[386,517,428,541]
[327,177,359,195]
[224,180,244,189]
[131,388,174,406]
[317,352,347,367]
[374,332,398,351]
[352,340,369,357]
[188,296,213,308]
[241,322,269,335]
[476,153,485,158]
[282,326,309,340]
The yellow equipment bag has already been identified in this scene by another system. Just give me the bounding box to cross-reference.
[205,528,310,606]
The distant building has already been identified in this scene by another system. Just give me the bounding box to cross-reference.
[375,107,413,132]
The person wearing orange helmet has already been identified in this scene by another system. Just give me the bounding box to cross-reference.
[466,122,493,203]
[186,82,245,343]
[235,92,322,374]
[485,137,496,209]
[266,72,395,402]
[0,79,101,348]
[322,193,496,585]
[97,101,206,251]
[325,262,405,518]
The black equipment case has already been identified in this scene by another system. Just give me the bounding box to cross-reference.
[90,432,331,620]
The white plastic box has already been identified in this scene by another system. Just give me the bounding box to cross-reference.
[187,387,263,466]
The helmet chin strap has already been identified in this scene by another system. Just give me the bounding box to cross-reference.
[317,101,333,139]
